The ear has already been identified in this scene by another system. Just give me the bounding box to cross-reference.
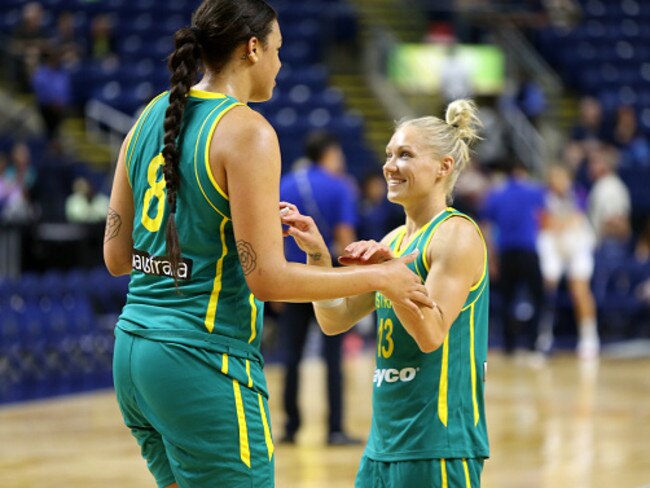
[438,155,454,177]
[244,37,260,63]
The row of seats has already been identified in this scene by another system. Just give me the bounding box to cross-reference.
[533,0,650,138]
[0,267,125,404]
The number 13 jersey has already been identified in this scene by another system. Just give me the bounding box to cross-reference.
[367,208,490,462]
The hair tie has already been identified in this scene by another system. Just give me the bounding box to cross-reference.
[190,26,202,39]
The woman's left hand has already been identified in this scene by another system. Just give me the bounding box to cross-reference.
[338,240,394,266]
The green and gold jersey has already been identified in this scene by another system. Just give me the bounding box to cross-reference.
[117,89,266,382]
[366,208,490,461]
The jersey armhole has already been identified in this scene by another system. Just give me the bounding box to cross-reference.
[203,102,246,201]
[421,214,488,291]
[125,91,168,187]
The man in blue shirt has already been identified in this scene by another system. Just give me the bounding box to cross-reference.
[482,161,546,355]
[278,131,361,445]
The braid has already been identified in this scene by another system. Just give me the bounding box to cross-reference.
[162,27,201,285]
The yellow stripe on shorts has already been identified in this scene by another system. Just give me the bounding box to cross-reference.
[258,393,274,461]
[463,458,472,488]
[441,459,448,488]
[232,380,250,468]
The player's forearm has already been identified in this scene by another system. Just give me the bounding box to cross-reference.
[314,301,358,335]
[251,260,386,303]
[393,303,447,353]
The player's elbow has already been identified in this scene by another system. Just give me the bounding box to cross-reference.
[104,256,131,276]
[245,271,285,302]
[104,248,131,277]
[415,332,445,354]
[319,321,343,336]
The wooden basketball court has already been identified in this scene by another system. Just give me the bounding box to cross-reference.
[0,352,648,487]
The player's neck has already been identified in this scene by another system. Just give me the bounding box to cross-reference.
[402,197,447,239]
[193,70,250,104]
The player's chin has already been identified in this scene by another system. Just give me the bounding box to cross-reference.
[251,87,275,104]
[386,191,404,205]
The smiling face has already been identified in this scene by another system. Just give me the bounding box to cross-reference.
[383,126,451,205]
[248,19,282,102]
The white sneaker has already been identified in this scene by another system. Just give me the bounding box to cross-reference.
[577,336,600,360]
[536,330,554,354]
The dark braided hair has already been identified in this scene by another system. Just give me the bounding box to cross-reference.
[162,0,276,283]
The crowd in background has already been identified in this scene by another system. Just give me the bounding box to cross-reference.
[1,0,649,355]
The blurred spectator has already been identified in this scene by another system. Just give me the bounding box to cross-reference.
[561,140,590,191]
[570,96,609,145]
[1,143,36,222]
[278,131,361,446]
[453,159,490,217]
[0,153,12,213]
[587,145,631,245]
[537,165,599,359]
[32,49,72,144]
[88,14,118,66]
[51,11,84,69]
[634,217,650,264]
[514,74,547,127]
[440,43,473,104]
[356,171,403,241]
[10,2,48,93]
[481,160,546,355]
[610,105,650,169]
[475,106,509,166]
[65,177,109,223]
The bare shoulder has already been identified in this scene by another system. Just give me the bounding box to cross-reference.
[428,216,484,265]
[212,105,279,159]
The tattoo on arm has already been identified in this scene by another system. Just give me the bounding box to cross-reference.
[308,252,322,261]
[237,240,257,276]
[104,207,122,243]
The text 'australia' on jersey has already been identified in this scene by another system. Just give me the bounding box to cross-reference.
[117,90,266,378]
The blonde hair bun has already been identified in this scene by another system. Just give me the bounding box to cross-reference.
[445,99,482,147]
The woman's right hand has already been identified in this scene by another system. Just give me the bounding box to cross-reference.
[379,251,434,315]
[280,202,330,259]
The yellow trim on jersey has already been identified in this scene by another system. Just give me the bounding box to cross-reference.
[204,218,229,332]
[221,353,229,375]
[125,91,168,185]
[258,393,275,461]
[421,208,455,272]
[204,102,245,201]
[469,304,479,426]
[421,212,488,292]
[245,359,253,388]
[188,88,227,99]
[248,293,257,344]
[393,215,439,257]
[438,334,449,427]
[233,380,251,468]
[441,459,448,488]
[464,216,488,291]
[461,278,487,312]
[463,459,472,487]
[194,99,230,220]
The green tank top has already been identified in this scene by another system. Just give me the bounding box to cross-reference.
[117,89,265,367]
[366,208,490,461]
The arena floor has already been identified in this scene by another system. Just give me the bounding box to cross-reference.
[0,351,649,488]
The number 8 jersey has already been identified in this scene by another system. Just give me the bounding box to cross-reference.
[367,208,490,462]
[117,90,266,370]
